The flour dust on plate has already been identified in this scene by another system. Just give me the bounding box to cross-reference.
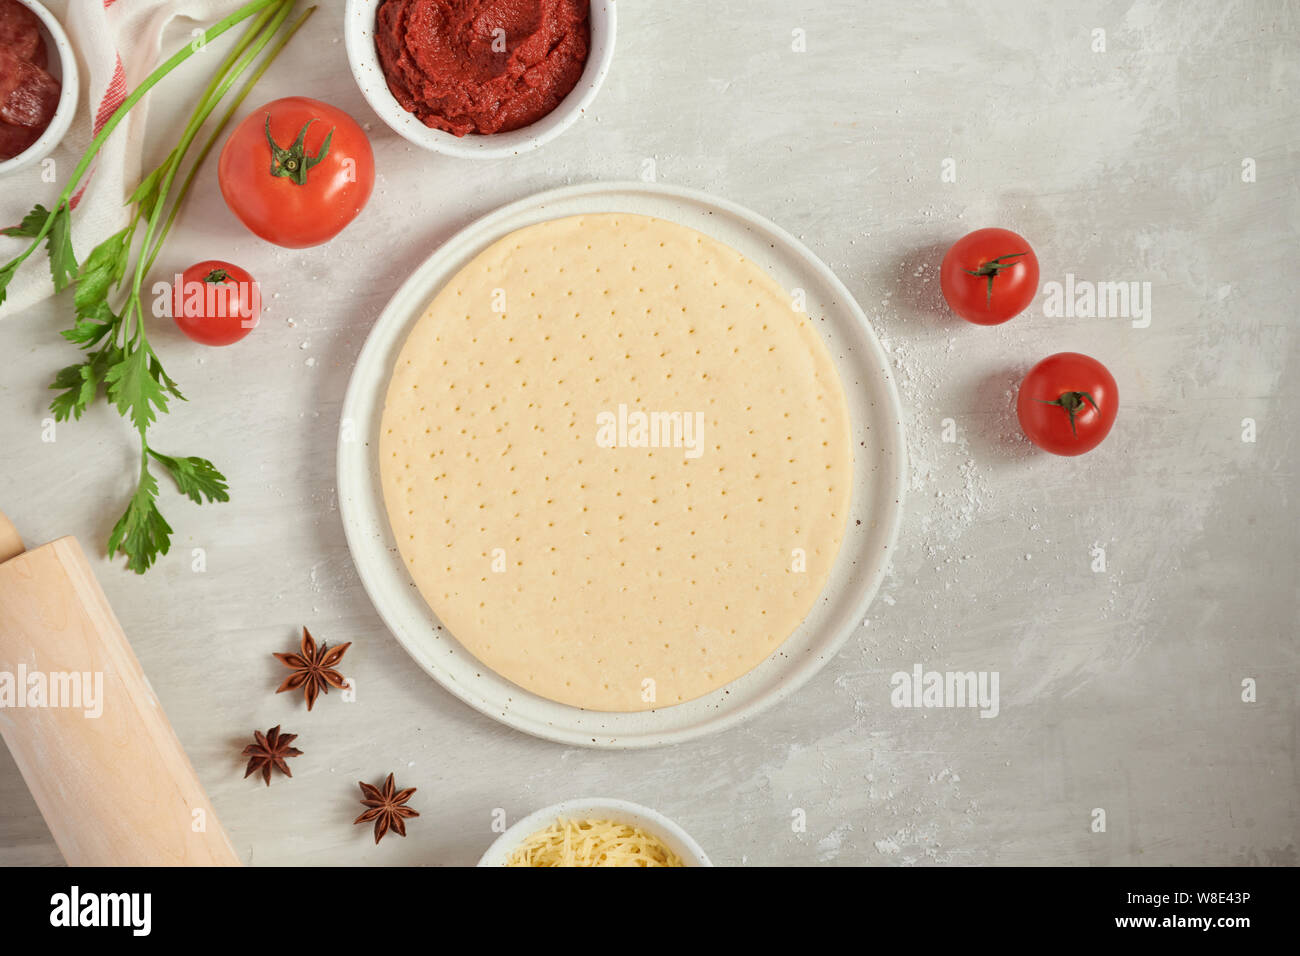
[379,213,854,712]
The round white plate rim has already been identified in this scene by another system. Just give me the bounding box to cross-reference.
[338,180,906,749]
[476,797,713,867]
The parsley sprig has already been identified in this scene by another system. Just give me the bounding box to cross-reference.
[0,0,313,573]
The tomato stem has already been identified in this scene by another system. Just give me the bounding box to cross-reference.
[1036,391,1099,436]
[963,251,1028,306]
[265,117,334,185]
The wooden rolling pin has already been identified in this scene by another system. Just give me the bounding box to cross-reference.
[0,511,239,865]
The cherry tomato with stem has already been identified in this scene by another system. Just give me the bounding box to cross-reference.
[171,260,261,346]
[940,227,1040,324]
[1016,352,1118,455]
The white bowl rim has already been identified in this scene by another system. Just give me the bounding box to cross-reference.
[343,0,616,159]
[0,0,80,176]
[477,797,714,867]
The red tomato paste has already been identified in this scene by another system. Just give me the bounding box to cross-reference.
[0,0,59,161]
[375,0,590,137]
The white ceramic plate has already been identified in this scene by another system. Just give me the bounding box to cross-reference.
[343,0,616,158]
[477,798,712,867]
[338,181,906,748]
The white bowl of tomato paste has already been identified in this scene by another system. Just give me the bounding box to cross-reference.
[344,0,615,159]
[0,0,78,175]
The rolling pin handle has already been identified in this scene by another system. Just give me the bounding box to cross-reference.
[0,510,24,564]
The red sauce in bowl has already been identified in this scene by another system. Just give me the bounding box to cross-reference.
[374,0,590,137]
[0,0,60,161]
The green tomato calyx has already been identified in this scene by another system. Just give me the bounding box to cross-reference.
[265,116,334,186]
[1037,390,1099,436]
[963,252,1028,306]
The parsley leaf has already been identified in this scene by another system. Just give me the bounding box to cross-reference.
[45,205,76,293]
[1,204,51,239]
[0,260,18,309]
[0,204,56,308]
[74,228,131,317]
[52,363,85,389]
[49,362,87,421]
[150,353,186,401]
[62,297,119,349]
[48,346,118,422]
[128,153,174,222]
[107,466,173,574]
[48,389,80,423]
[105,344,170,432]
[149,450,230,504]
[61,307,117,348]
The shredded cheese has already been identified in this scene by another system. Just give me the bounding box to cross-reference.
[504,818,685,867]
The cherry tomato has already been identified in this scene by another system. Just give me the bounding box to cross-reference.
[1016,352,1118,456]
[940,228,1040,325]
[171,260,261,346]
[218,96,374,248]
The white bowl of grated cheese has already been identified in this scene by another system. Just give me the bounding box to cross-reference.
[478,798,713,867]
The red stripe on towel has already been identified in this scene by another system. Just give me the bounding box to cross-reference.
[70,56,128,210]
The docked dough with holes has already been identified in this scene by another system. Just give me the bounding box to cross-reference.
[380,214,852,711]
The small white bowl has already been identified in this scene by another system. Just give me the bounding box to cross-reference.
[344,0,615,159]
[0,0,79,176]
[478,798,713,867]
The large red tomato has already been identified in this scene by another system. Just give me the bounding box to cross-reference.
[218,97,374,248]
[940,228,1039,324]
[1016,352,1119,456]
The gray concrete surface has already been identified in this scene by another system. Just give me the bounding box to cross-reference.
[0,0,1295,865]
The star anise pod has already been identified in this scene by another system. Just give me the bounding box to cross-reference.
[242,725,302,786]
[274,627,351,711]
[354,773,419,844]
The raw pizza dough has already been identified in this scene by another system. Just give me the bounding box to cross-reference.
[380,214,852,711]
